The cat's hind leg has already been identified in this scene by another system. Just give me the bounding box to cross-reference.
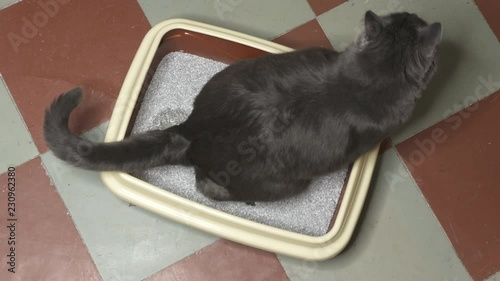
[195,168,233,201]
[232,179,311,202]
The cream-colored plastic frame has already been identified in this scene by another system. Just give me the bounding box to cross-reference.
[101,19,380,261]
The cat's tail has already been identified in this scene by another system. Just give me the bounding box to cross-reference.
[43,87,191,171]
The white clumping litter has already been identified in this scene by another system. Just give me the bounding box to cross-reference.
[131,51,347,236]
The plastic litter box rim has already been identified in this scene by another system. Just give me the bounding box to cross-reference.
[100,18,380,261]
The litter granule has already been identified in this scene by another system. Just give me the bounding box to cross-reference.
[131,51,347,236]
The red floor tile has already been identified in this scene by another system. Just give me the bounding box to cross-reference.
[396,91,500,281]
[307,0,346,16]
[0,157,101,281]
[273,19,333,49]
[145,239,289,281]
[475,0,500,39]
[0,0,150,153]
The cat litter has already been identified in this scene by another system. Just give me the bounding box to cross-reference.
[130,51,348,236]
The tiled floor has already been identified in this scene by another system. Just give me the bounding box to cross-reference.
[0,0,498,280]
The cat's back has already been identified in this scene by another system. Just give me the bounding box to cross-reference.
[183,47,342,131]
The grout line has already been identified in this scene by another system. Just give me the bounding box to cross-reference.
[0,73,40,172]
[134,0,153,28]
[270,17,317,42]
[312,0,350,17]
[37,119,113,281]
[276,254,293,281]
[38,156,105,281]
[0,0,21,10]
[303,0,317,17]
[302,0,318,23]
[0,74,39,151]
[266,0,319,42]
[472,0,500,41]
[0,153,39,174]
[315,16,336,49]
[271,16,335,50]
[392,88,500,146]
[485,271,500,281]
[140,239,224,281]
[391,148,475,281]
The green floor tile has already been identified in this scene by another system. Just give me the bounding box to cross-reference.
[138,0,315,40]
[0,75,38,173]
[0,0,18,9]
[485,272,500,281]
[279,149,472,281]
[41,122,217,281]
[318,0,500,144]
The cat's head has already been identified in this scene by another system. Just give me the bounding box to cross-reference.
[356,11,442,87]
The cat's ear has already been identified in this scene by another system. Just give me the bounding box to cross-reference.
[419,23,442,56]
[364,11,384,38]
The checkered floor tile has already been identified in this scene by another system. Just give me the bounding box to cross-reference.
[0,0,498,280]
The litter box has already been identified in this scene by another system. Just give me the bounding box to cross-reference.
[100,19,380,261]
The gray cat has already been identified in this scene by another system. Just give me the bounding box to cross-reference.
[43,11,442,202]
